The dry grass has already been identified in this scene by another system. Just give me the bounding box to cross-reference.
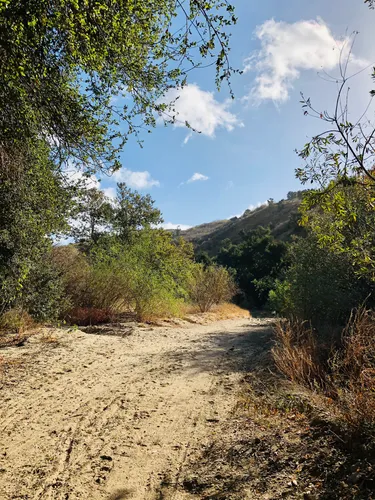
[0,309,35,348]
[39,331,60,345]
[272,310,375,431]
[272,319,329,392]
[67,307,114,326]
[0,308,34,334]
[182,303,250,323]
[331,308,375,428]
[210,303,251,320]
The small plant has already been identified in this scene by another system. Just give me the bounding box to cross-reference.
[39,331,60,345]
[0,308,34,334]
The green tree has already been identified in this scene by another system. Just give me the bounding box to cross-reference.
[0,0,237,172]
[72,187,114,244]
[195,251,213,268]
[217,226,288,308]
[72,183,163,245]
[113,183,163,242]
[296,30,375,281]
[0,140,71,313]
[269,233,371,328]
[300,182,375,279]
[0,0,237,317]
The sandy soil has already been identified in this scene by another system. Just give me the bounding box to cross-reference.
[0,316,271,500]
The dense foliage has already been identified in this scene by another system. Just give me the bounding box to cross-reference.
[0,140,71,314]
[52,228,236,323]
[216,227,288,309]
[270,4,375,436]
[269,233,372,327]
[0,0,237,172]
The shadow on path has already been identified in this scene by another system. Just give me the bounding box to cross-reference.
[160,321,275,376]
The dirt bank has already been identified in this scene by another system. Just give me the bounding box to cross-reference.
[0,316,271,499]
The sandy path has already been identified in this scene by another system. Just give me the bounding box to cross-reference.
[0,317,266,500]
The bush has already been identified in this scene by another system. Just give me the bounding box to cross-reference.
[20,251,66,321]
[52,246,91,314]
[189,264,237,312]
[74,230,195,322]
[52,232,238,323]
[269,235,370,328]
[0,245,67,323]
[268,279,292,316]
[0,308,34,334]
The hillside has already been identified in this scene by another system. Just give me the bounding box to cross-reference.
[182,198,302,255]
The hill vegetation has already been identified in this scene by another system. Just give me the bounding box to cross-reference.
[182,193,304,256]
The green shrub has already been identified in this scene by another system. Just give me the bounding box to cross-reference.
[84,230,195,321]
[20,251,66,321]
[0,246,67,322]
[269,235,370,327]
[0,308,34,334]
[52,246,91,313]
[189,264,237,312]
[268,279,292,316]
[52,231,238,323]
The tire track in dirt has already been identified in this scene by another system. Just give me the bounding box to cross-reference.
[0,317,258,499]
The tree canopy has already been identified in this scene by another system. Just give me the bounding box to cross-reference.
[296,30,375,280]
[72,183,163,245]
[217,226,288,308]
[0,0,237,173]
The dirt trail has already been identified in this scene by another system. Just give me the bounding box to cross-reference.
[0,317,271,499]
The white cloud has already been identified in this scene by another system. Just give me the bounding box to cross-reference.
[64,168,100,190]
[102,187,117,200]
[245,19,368,103]
[158,84,243,143]
[112,168,160,190]
[160,222,192,231]
[187,172,209,183]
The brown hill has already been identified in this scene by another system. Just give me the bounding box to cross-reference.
[182,198,301,255]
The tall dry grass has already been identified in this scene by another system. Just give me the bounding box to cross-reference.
[0,308,34,348]
[330,308,375,428]
[272,319,329,391]
[272,309,375,430]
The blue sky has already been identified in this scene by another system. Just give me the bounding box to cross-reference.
[96,0,375,230]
